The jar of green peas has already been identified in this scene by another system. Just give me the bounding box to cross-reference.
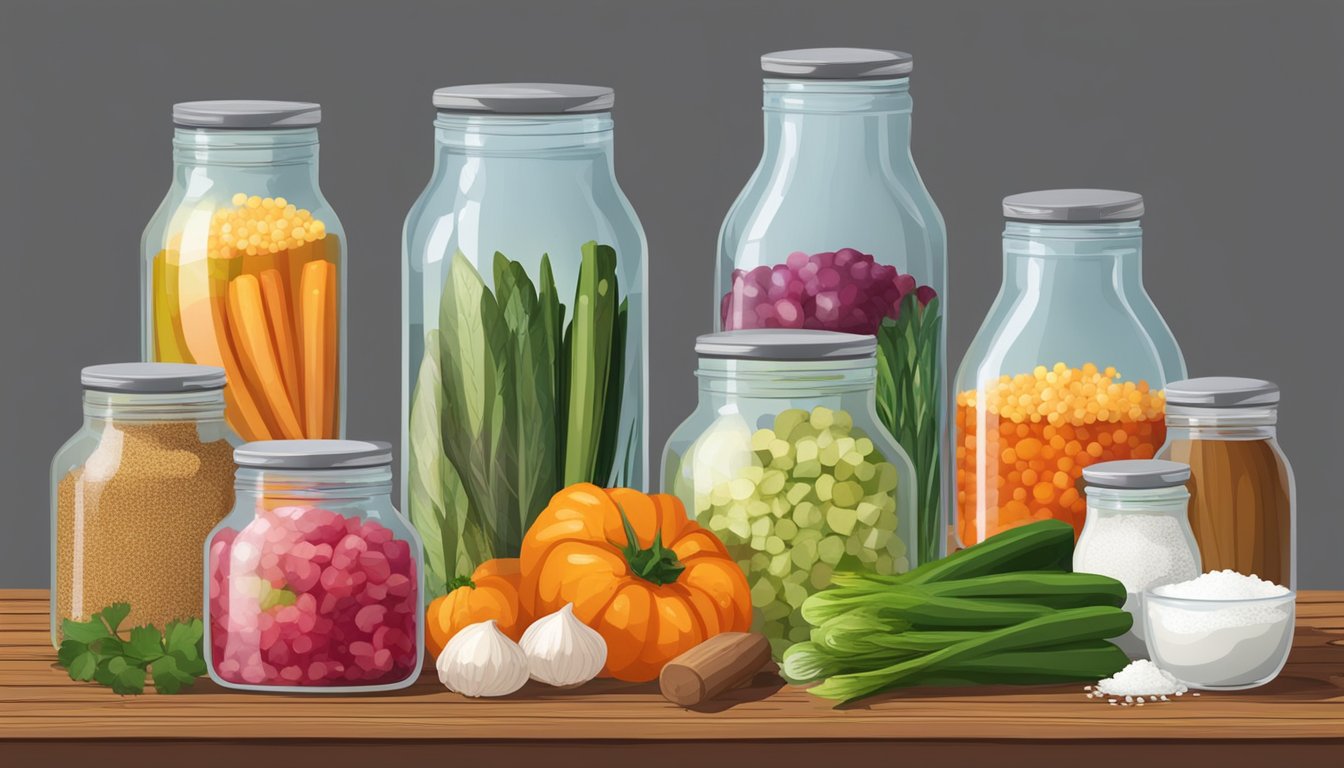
[661,330,918,657]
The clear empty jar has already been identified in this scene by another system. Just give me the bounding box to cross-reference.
[205,440,423,692]
[1073,459,1201,658]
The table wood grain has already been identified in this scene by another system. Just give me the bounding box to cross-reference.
[3,588,1342,765]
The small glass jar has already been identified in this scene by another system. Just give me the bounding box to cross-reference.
[403,84,647,591]
[51,363,236,646]
[662,330,917,657]
[954,190,1178,547]
[716,48,947,565]
[1158,377,1295,587]
[1073,459,1202,658]
[143,100,346,443]
[205,440,423,692]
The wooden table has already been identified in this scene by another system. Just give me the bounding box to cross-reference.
[3,589,1342,766]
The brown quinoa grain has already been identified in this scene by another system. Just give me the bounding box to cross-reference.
[55,421,233,639]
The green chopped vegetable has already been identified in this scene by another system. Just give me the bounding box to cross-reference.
[55,603,206,695]
[409,243,630,596]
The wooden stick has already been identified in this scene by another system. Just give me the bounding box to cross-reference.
[659,632,771,708]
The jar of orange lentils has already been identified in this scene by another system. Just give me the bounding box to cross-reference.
[952,190,1182,547]
[142,101,345,443]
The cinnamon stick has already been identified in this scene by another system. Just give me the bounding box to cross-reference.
[659,632,771,707]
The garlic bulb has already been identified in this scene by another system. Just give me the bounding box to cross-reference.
[436,620,529,697]
[520,603,608,687]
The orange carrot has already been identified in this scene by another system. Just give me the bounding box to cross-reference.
[227,274,305,439]
[300,259,338,438]
[258,268,302,422]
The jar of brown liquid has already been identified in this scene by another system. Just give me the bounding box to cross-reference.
[1157,377,1295,587]
[50,363,237,646]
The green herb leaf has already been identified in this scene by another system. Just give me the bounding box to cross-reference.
[149,654,197,695]
[98,603,132,635]
[60,615,110,644]
[163,618,203,660]
[125,625,165,663]
[67,651,98,681]
[57,638,87,668]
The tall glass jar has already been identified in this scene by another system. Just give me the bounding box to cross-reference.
[1158,377,1295,587]
[1073,459,1201,658]
[403,84,647,595]
[51,363,236,646]
[205,440,423,693]
[142,100,346,443]
[662,330,917,657]
[955,190,1177,547]
[716,48,947,565]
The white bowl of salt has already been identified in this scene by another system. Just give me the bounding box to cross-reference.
[1142,570,1295,690]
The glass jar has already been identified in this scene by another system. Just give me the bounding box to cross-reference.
[50,363,236,646]
[1158,377,1295,587]
[662,330,917,657]
[403,84,647,594]
[1073,460,1201,658]
[954,190,1177,547]
[205,440,423,692]
[142,100,346,443]
[716,49,947,565]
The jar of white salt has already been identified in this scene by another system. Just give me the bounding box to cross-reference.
[1073,460,1201,658]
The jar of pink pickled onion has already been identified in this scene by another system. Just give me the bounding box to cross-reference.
[205,440,423,692]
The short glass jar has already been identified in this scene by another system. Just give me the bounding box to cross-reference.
[205,440,423,692]
[51,363,236,646]
[662,330,917,657]
[1158,377,1295,588]
[1073,459,1201,658]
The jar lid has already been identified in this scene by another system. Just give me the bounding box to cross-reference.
[1002,189,1144,222]
[1082,459,1191,490]
[432,83,614,114]
[761,48,913,79]
[234,440,393,470]
[173,100,321,129]
[1164,376,1280,408]
[695,330,876,360]
[81,363,226,393]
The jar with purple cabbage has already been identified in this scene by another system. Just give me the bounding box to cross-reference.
[716,48,947,563]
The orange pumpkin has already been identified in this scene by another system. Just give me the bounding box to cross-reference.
[425,558,527,660]
[519,483,752,682]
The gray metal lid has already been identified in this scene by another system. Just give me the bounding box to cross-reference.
[695,330,876,360]
[1082,459,1191,490]
[81,363,226,393]
[1002,189,1144,222]
[234,440,393,470]
[1165,377,1279,408]
[761,48,913,79]
[432,83,614,114]
[173,100,321,129]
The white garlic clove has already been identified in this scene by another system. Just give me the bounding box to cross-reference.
[520,603,608,687]
[436,619,529,698]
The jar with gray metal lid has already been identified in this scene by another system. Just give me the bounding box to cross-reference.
[1073,459,1202,658]
[1157,377,1295,587]
[50,363,238,647]
[205,439,424,692]
[402,83,647,596]
[142,100,347,444]
[661,330,917,657]
[952,189,1178,551]
[716,48,947,568]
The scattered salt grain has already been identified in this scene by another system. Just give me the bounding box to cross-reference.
[1094,660,1188,698]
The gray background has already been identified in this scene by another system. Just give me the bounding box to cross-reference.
[2,0,1340,588]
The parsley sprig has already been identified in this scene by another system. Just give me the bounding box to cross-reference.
[56,603,207,695]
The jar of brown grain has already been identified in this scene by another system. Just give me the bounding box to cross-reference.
[50,363,237,647]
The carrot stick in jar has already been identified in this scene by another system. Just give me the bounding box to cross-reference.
[258,268,302,423]
[300,260,337,438]
[227,275,304,439]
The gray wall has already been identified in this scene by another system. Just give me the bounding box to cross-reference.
[2,0,1340,588]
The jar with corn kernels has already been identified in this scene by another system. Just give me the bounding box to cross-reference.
[142,101,345,443]
[952,190,1184,547]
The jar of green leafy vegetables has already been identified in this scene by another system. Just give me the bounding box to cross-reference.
[662,330,917,657]
[402,84,647,598]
